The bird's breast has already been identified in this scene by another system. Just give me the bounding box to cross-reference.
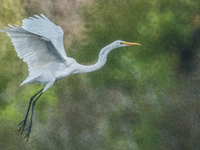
[53,62,74,81]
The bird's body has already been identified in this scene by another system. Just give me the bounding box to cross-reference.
[1,14,141,141]
[21,57,76,90]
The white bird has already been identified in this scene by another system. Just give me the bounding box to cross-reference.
[1,14,141,141]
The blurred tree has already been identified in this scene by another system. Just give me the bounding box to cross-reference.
[71,0,200,149]
[0,0,27,149]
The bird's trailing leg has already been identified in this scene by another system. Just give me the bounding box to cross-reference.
[24,92,43,141]
[18,88,43,141]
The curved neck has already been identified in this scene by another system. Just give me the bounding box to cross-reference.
[76,43,118,73]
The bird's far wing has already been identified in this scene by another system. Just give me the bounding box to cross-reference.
[21,14,67,59]
[1,25,65,73]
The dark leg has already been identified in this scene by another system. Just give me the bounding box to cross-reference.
[18,88,43,135]
[23,92,43,142]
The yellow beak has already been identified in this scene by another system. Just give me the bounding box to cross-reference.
[120,42,141,46]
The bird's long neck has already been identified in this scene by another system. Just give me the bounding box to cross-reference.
[76,43,117,73]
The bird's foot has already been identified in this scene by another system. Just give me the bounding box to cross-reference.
[24,125,32,142]
[18,119,32,141]
[18,119,27,134]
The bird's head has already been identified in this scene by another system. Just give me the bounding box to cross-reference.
[112,40,141,48]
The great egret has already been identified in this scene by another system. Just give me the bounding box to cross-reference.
[1,14,141,141]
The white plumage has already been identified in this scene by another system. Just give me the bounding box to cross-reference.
[1,14,141,141]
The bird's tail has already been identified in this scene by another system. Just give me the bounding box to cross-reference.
[20,75,41,86]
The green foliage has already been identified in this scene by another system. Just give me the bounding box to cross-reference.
[0,0,26,109]
[71,0,200,149]
[0,1,27,148]
[78,0,198,90]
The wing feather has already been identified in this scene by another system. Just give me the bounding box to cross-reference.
[1,25,65,73]
[22,14,67,59]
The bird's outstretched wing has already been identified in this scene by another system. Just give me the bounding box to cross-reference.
[1,14,67,72]
[22,14,67,59]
